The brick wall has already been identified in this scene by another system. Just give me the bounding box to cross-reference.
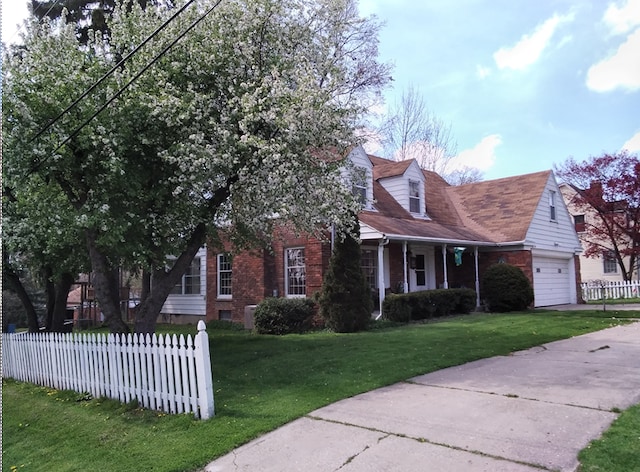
[206,230,331,323]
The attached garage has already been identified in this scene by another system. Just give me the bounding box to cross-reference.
[532,256,574,307]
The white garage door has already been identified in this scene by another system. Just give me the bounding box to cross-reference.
[532,257,572,307]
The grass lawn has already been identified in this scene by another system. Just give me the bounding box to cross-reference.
[578,403,640,471]
[3,309,639,471]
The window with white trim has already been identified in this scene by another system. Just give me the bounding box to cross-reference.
[603,251,617,274]
[170,257,201,295]
[549,190,557,221]
[351,166,368,208]
[409,180,421,213]
[285,248,306,296]
[217,253,232,298]
[361,249,378,290]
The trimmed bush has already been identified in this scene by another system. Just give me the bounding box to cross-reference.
[482,263,534,312]
[382,288,477,322]
[254,297,315,335]
[381,294,412,322]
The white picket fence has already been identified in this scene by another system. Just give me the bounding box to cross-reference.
[1,320,214,419]
[581,280,640,301]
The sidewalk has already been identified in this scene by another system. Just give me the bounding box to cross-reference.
[204,322,640,472]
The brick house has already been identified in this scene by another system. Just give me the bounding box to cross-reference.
[162,145,583,324]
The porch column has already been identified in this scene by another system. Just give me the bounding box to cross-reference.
[378,240,386,317]
[402,241,409,293]
[474,246,481,309]
[441,244,449,289]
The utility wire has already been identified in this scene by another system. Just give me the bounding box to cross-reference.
[30,0,198,143]
[49,0,224,158]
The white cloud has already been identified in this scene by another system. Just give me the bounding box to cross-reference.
[450,135,502,172]
[586,28,640,92]
[622,130,640,152]
[493,13,574,70]
[604,0,640,35]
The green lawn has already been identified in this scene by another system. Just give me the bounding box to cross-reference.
[3,310,639,472]
[579,403,640,471]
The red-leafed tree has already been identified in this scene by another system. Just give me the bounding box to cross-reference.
[555,151,640,282]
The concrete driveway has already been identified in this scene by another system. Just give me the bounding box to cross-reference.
[204,322,640,472]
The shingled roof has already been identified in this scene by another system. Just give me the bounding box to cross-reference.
[359,155,553,245]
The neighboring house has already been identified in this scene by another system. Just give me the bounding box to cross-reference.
[160,247,208,324]
[197,145,582,324]
[559,182,634,283]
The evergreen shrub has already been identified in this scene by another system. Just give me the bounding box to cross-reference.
[254,297,315,335]
[482,263,534,312]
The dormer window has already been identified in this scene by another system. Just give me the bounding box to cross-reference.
[409,180,421,213]
[351,166,368,208]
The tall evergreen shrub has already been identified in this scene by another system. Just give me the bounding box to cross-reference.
[318,217,373,332]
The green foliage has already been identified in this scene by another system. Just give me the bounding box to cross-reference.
[254,297,316,335]
[382,288,477,322]
[3,311,636,471]
[318,220,373,332]
[3,0,391,332]
[482,263,534,312]
[382,293,412,322]
[578,403,640,471]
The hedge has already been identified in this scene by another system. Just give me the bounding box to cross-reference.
[382,288,477,322]
[254,297,316,335]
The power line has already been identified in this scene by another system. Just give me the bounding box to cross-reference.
[49,0,224,158]
[30,0,198,143]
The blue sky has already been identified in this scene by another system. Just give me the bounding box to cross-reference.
[359,0,640,179]
[3,0,639,180]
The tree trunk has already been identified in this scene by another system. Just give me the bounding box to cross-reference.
[42,266,56,330]
[86,230,130,334]
[134,223,207,334]
[49,272,75,332]
[2,248,40,333]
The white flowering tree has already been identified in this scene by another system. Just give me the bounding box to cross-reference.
[3,0,391,333]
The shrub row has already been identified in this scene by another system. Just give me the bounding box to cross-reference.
[382,288,477,323]
[253,297,316,335]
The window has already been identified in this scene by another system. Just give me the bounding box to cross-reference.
[217,254,232,298]
[409,180,421,213]
[285,248,306,296]
[351,166,368,207]
[361,249,378,290]
[415,254,426,286]
[603,251,617,274]
[574,214,586,232]
[549,190,557,221]
[170,257,201,295]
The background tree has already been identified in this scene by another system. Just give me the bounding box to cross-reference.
[376,85,481,185]
[318,216,373,332]
[555,151,640,282]
[30,0,162,43]
[3,0,391,334]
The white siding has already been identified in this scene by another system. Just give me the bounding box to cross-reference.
[525,174,581,256]
[161,247,207,316]
[345,146,374,210]
[378,160,427,217]
[526,175,580,306]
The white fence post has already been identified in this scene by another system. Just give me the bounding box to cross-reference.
[195,320,215,419]
[2,324,214,420]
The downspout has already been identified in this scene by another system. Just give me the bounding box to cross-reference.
[474,246,480,309]
[402,241,409,293]
[377,236,389,320]
[441,244,449,289]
